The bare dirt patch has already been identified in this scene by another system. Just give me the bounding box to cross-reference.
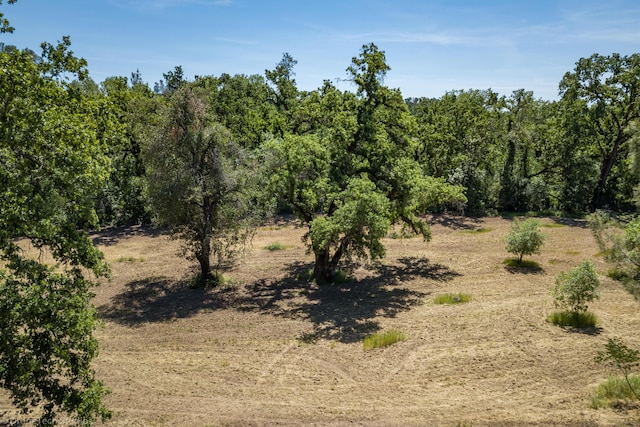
[4,215,640,426]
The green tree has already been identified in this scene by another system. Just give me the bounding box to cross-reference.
[505,218,545,262]
[145,85,261,285]
[0,20,111,426]
[411,89,504,213]
[265,44,466,284]
[551,260,602,314]
[559,53,640,210]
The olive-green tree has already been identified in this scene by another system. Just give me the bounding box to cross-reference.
[505,218,545,262]
[0,7,112,423]
[265,44,466,284]
[145,85,261,285]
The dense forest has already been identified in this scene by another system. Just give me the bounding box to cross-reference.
[2,0,640,422]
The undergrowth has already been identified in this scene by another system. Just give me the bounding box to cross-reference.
[546,311,599,328]
[591,375,640,409]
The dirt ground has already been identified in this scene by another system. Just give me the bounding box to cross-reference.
[3,215,640,426]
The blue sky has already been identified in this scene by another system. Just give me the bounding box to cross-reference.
[2,0,639,100]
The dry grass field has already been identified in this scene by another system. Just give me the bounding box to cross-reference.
[4,215,640,426]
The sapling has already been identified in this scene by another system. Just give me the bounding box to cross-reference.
[595,337,640,401]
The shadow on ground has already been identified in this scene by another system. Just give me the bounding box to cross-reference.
[97,257,460,344]
[91,225,166,247]
[97,276,236,326]
[235,256,461,343]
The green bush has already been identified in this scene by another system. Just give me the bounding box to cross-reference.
[363,330,406,350]
[505,218,545,262]
[551,260,602,314]
[433,293,472,304]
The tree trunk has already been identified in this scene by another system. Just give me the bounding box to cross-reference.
[313,250,333,285]
[313,238,348,285]
[591,132,625,210]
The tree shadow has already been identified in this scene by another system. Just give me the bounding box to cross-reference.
[235,257,460,343]
[97,276,236,326]
[503,259,545,275]
[560,325,603,336]
[91,225,167,247]
[427,214,483,230]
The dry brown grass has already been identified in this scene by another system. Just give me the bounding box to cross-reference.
[3,215,640,426]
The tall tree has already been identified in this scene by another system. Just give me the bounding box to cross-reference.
[265,44,466,284]
[0,25,112,427]
[559,53,640,210]
[145,85,261,285]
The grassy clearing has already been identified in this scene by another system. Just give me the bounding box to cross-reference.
[363,330,406,350]
[591,375,640,409]
[546,311,599,328]
[433,293,472,305]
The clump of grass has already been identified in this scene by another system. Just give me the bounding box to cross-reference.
[546,311,599,328]
[333,269,353,284]
[189,272,224,289]
[433,293,472,305]
[264,241,286,251]
[591,375,640,409]
[363,330,406,350]
[116,255,144,263]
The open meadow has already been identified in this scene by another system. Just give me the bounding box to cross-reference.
[4,215,640,426]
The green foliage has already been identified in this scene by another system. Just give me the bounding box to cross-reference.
[545,311,598,328]
[591,375,640,409]
[505,218,545,262]
[145,85,264,283]
[264,44,466,284]
[363,330,406,350]
[595,337,640,401]
[560,53,640,210]
[0,35,111,424]
[433,293,472,304]
[551,260,601,314]
[264,242,286,251]
[588,211,640,299]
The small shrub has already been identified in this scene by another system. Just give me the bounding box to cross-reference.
[591,375,640,409]
[595,337,640,402]
[363,330,406,350]
[264,242,286,251]
[505,218,545,262]
[546,311,599,328]
[433,293,472,305]
[551,260,602,314]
